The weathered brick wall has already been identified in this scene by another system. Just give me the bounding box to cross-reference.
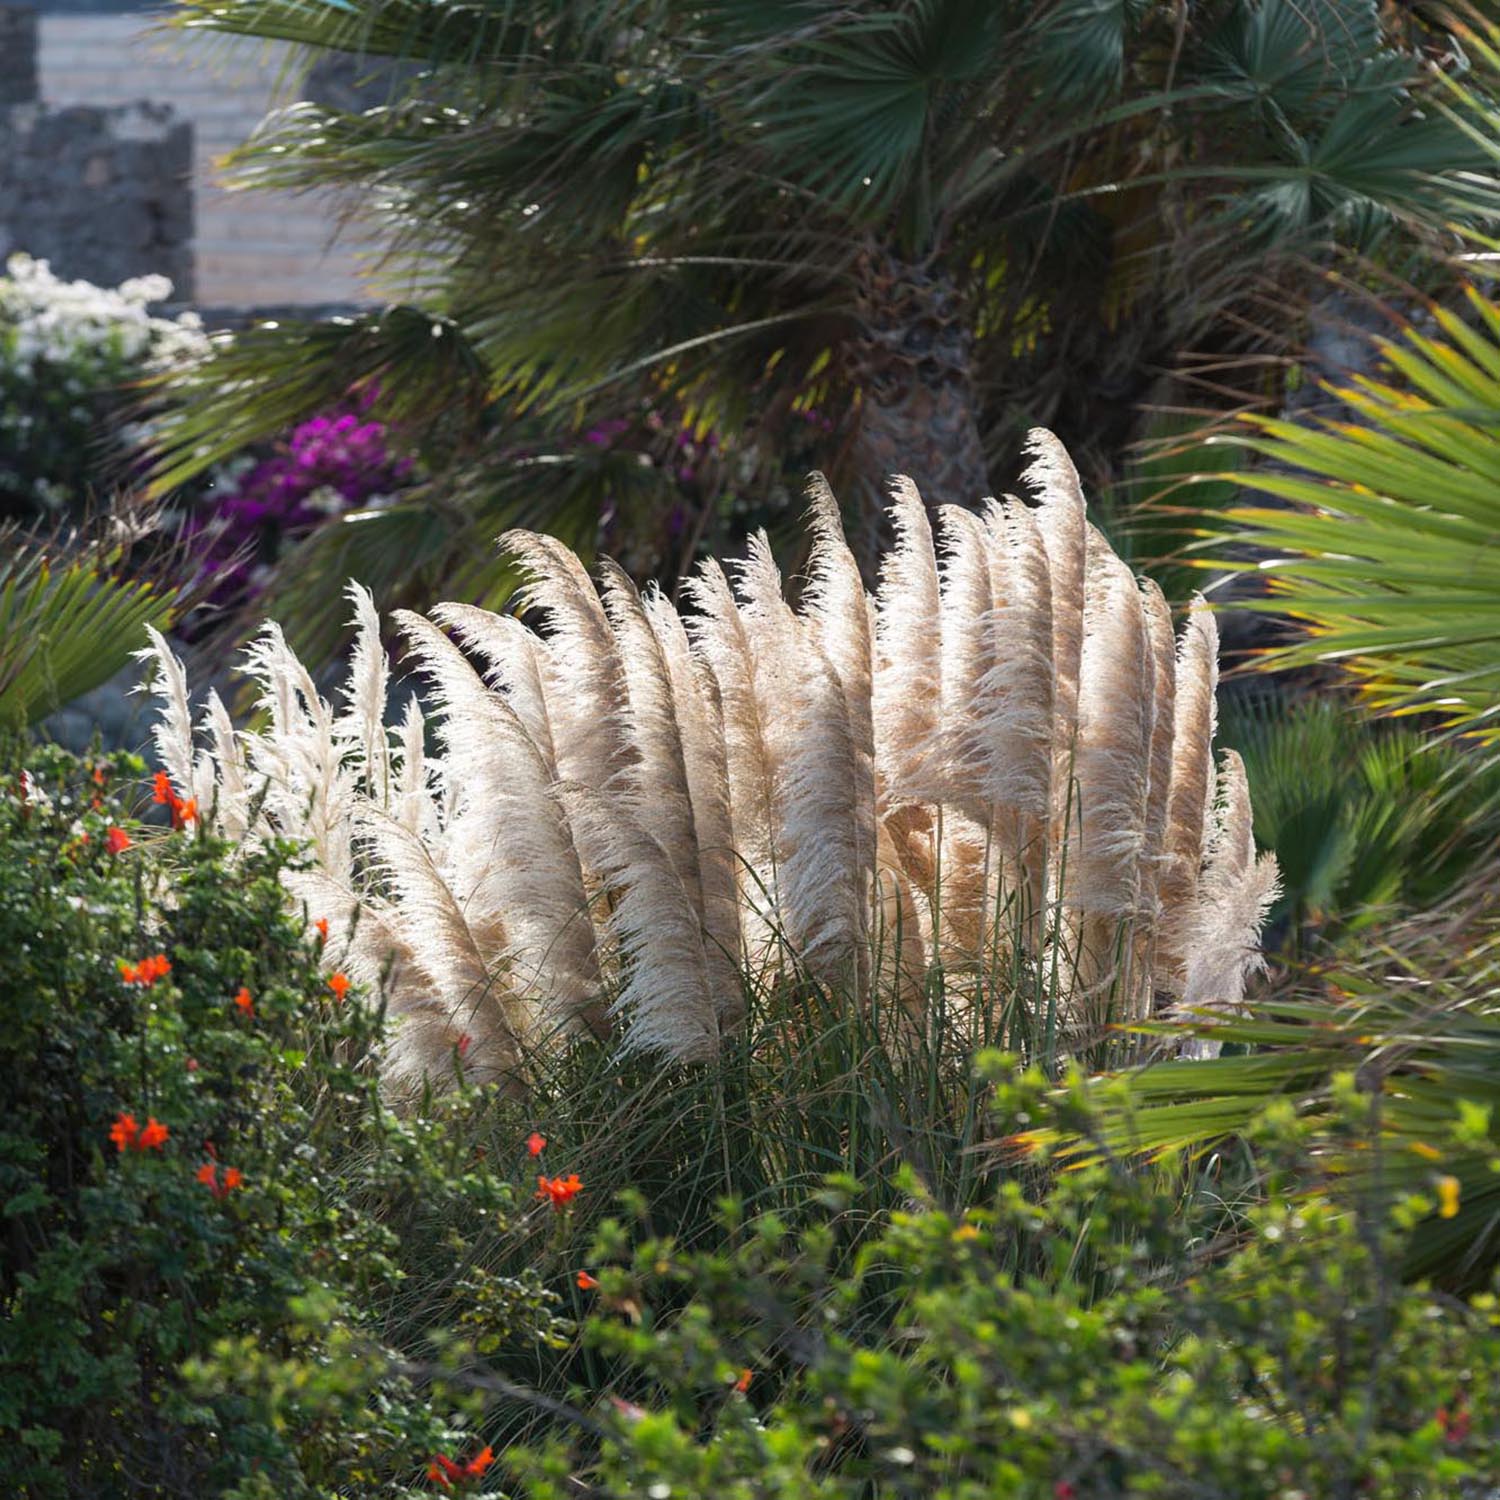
[0,8,196,295]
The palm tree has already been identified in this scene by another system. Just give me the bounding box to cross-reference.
[152,0,1500,640]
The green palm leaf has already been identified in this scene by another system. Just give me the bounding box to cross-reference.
[0,530,182,730]
[1046,914,1500,1285]
[1210,284,1500,744]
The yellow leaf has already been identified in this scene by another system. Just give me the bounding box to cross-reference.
[1438,1175,1462,1219]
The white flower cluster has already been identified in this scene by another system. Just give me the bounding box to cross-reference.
[0,255,213,510]
[0,253,210,373]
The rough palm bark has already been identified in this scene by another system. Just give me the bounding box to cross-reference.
[845,241,989,574]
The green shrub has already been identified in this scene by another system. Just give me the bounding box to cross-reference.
[505,1065,1500,1500]
[0,742,566,1498]
[6,742,1499,1500]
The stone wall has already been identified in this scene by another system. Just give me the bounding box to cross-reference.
[0,101,195,297]
[0,4,382,308]
[38,13,383,307]
[0,7,38,104]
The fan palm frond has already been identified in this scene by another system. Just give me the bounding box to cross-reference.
[0,527,183,731]
[1213,283,1500,748]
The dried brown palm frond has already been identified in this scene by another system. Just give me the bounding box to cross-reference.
[140,430,1270,1081]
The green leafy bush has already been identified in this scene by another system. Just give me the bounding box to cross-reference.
[0,742,565,1498]
[5,742,1499,1500]
[507,1064,1500,1500]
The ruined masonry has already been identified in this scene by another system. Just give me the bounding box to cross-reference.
[1,2,379,308]
[0,5,194,295]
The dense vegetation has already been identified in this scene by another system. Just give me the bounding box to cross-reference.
[7,3,1500,1497]
[4,744,1499,1498]
[145,0,1500,647]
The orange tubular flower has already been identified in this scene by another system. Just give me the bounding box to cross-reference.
[536,1173,582,1211]
[327,972,351,1003]
[464,1446,494,1479]
[427,1454,464,1488]
[576,1271,599,1291]
[233,986,254,1017]
[314,917,329,941]
[526,1132,547,1157]
[198,1162,243,1199]
[109,1112,139,1152]
[105,826,132,855]
[734,1368,753,1394]
[137,1117,169,1151]
[151,771,197,829]
[121,954,172,988]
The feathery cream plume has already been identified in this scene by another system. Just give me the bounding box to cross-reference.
[599,563,708,922]
[136,625,213,809]
[937,505,997,823]
[736,532,869,986]
[1062,541,1154,1010]
[201,688,251,842]
[392,610,600,1037]
[337,582,392,806]
[1158,594,1219,984]
[1025,431,1087,785]
[683,557,779,934]
[1065,543,1153,919]
[557,783,719,1062]
[932,505,999,962]
[1137,579,1176,925]
[356,806,522,1079]
[393,695,438,841]
[1179,750,1281,1057]
[873,477,943,806]
[979,497,1056,938]
[644,589,745,1022]
[432,603,561,780]
[499,530,629,791]
[802,478,877,900]
[240,620,355,883]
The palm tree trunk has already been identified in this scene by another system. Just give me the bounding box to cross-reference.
[845,240,989,577]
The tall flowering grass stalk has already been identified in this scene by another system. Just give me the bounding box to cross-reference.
[140,431,1277,1086]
